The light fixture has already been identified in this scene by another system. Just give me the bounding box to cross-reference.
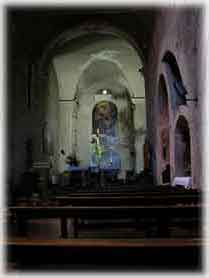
[102,89,108,95]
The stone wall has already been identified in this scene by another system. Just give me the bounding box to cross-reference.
[146,7,202,188]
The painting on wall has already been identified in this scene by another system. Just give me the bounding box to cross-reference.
[93,101,117,137]
[92,101,121,169]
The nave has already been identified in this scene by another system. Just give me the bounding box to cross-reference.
[5,5,203,272]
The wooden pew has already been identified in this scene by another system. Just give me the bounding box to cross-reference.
[14,189,200,207]
[49,193,200,206]
[6,238,203,270]
[8,204,201,239]
[55,188,200,197]
[54,181,198,192]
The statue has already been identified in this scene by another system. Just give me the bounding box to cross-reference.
[90,128,103,169]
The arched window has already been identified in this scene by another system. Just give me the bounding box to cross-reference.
[175,116,191,177]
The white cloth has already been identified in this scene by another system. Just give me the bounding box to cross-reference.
[172,176,192,189]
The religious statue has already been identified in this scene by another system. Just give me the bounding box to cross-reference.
[90,128,103,169]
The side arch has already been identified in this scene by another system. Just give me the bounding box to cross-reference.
[157,74,171,184]
[162,50,187,107]
[174,115,191,177]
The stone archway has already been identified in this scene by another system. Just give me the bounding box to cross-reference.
[157,74,170,184]
[39,21,145,75]
[162,51,187,108]
[175,116,191,177]
[41,23,146,174]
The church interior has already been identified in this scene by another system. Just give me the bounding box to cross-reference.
[5,5,203,272]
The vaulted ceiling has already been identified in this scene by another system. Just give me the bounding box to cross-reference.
[52,34,145,100]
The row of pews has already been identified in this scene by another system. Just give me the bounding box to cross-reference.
[6,187,202,271]
[7,238,202,271]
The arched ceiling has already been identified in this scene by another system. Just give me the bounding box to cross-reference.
[77,59,130,97]
[52,34,145,99]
